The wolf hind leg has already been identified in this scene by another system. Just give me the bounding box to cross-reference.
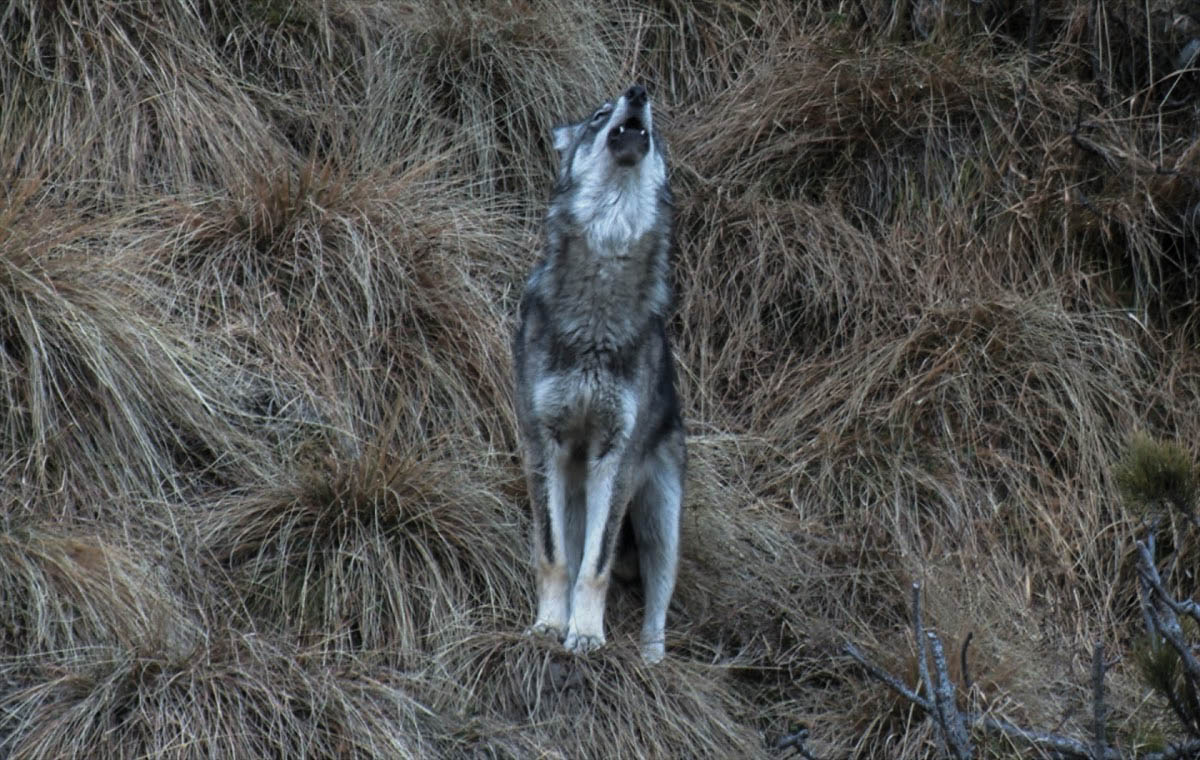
[609,517,639,585]
[628,441,683,663]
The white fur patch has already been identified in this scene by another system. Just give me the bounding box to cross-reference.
[566,98,666,254]
[552,124,580,155]
[531,376,556,417]
[571,153,665,253]
[618,385,640,436]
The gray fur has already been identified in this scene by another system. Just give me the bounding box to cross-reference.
[513,84,685,663]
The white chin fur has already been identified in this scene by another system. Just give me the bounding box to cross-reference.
[569,148,664,253]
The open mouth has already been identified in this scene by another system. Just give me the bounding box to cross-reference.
[612,116,647,137]
[607,111,651,166]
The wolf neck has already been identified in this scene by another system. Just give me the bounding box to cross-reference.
[571,169,657,250]
[542,218,669,355]
[571,164,661,254]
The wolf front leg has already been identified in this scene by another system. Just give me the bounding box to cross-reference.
[564,446,631,654]
[528,445,570,641]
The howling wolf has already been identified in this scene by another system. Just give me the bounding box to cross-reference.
[512,84,685,663]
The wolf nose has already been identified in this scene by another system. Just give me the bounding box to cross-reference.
[624,84,648,107]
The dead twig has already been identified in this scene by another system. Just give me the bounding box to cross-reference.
[1093,640,1108,760]
[776,725,823,760]
[960,632,974,692]
[844,642,931,711]
[928,630,973,759]
[845,583,1125,759]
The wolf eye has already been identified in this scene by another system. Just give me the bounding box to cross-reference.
[590,106,612,124]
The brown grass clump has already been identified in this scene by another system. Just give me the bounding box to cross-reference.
[434,630,765,759]
[0,634,438,759]
[202,439,524,655]
[0,189,250,506]
[164,159,525,454]
[365,0,619,197]
[672,433,820,661]
[0,0,280,203]
[0,527,189,658]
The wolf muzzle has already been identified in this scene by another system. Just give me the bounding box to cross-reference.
[607,84,651,167]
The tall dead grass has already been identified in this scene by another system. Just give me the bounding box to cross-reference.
[1,0,1198,756]
[202,438,524,655]
[0,187,254,506]
[0,634,439,759]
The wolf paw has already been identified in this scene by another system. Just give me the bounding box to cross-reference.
[639,640,665,664]
[563,631,605,655]
[640,627,666,663]
[527,622,566,642]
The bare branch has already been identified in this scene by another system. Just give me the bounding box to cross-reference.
[908,581,974,758]
[928,631,973,759]
[1141,564,1159,638]
[966,712,1112,758]
[1139,543,1200,688]
[1092,640,1108,760]
[848,638,1131,758]
[843,537,1200,760]
[844,642,931,711]
[847,642,1121,759]
[913,582,935,705]
[847,582,1129,760]
[776,725,823,760]
[960,632,974,692]
[1139,541,1200,625]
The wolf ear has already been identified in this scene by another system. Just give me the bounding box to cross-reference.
[551,124,577,155]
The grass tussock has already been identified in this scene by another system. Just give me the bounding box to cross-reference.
[366,1,619,197]
[166,159,525,450]
[672,434,819,660]
[0,189,251,505]
[0,634,437,760]
[203,439,524,654]
[0,0,282,203]
[3,0,1200,755]
[0,527,189,658]
[435,630,765,759]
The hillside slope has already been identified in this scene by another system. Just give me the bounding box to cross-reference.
[1,1,1199,756]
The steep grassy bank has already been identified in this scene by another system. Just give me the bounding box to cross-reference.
[1,1,1198,756]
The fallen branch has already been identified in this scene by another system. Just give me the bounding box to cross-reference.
[1139,541,1200,629]
[1138,533,1200,739]
[928,630,972,759]
[839,526,1200,759]
[844,583,1123,759]
[844,641,929,711]
[776,725,823,760]
[843,638,1120,758]
[1093,641,1108,760]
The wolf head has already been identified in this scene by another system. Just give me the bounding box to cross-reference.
[552,84,661,179]
[550,85,669,252]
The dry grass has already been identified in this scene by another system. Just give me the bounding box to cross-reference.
[1,0,1199,755]
[432,630,765,758]
[202,438,524,655]
[0,527,191,657]
[0,634,440,759]
[0,187,254,506]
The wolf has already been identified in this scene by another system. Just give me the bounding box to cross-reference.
[512,84,685,663]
